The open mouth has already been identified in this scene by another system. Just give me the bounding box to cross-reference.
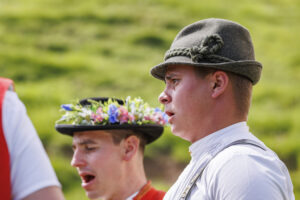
[81,174,95,183]
[165,111,174,123]
[165,111,174,117]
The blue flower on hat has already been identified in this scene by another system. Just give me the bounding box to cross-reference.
[108,104,119,123]
[153,107,168,125]
[154,108,162,112]
[61,104,73,111]
[162,112,168,123]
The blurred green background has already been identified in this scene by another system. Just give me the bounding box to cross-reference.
[1,0,300,199]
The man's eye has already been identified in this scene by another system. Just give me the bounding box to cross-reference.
[85,146,96,151]
[172,79,179,84]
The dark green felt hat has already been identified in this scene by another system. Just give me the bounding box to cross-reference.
[151,18,262,85]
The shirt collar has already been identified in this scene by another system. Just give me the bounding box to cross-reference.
[189,122,249,159]
[126,191,139,200]
[126,181,152,200]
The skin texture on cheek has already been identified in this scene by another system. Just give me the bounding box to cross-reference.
[164,66,212,141]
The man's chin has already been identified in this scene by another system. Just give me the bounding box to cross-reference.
[170,125,176,135]
[171,126,190,141]
[171,126,182,137]
[86,190,101,200]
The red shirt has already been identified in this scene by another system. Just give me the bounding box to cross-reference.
[133,181,165,200]
[0,77,14,200]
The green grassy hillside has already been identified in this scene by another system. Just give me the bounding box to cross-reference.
[1,0,299,199]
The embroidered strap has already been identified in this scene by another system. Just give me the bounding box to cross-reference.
[0,77,14,200]
[180,139,266,200]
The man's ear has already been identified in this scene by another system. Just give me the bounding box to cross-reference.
[121,135,139,161]
[210,71,229,98]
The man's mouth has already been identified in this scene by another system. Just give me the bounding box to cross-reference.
[80,173,96,184]
[79,171,96,190]
[165,111,175,123]
[83,175,95,183]
[165,111,174,117]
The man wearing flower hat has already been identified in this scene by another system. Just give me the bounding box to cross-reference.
[150,18,295,199]
[55,97,167,200]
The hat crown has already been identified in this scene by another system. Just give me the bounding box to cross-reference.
[151,18,262,85]
[169,18,256,62]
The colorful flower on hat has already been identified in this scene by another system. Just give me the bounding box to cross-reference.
[61,104,73,111]
[118,106,134,124]
[108,104,119,123]
[91,107,104,123]
[56,97,169,126]
[153,108,168,125]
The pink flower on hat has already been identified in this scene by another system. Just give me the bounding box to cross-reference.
[118,106,130,124]
[91,107,104,123]
[153,108,168,125]
[144,115,154,122]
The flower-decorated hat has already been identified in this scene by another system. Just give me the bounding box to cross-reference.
[55,96,168,144]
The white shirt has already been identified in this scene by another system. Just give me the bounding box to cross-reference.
[2,91,61,200]
[164,122,295,200]
[126,191,139,200]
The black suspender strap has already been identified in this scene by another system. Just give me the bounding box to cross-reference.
[180,139,266,200]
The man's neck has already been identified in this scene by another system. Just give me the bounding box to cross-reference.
[189,116,247,143]
[109,161,147,200]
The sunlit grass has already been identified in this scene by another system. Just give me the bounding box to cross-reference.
[1,0,299,198]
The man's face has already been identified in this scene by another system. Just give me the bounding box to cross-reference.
[159,65,212,142]
[71,130,124,199]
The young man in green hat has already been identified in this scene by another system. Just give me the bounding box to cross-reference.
[150,18,294,199]
[55,97,167,200]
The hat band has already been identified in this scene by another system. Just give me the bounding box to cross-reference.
[164,34,233,64]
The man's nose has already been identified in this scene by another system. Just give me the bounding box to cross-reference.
[158,90,171,105]
[71,150,86,168]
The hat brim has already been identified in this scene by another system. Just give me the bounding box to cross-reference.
[55,124,164,144]
[151,56,262,85]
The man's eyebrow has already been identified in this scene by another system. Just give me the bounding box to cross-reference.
[165,73,177,80]
[73,139,97,147]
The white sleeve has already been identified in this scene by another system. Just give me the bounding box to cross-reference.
[3,91,61,200]
[202,147,294,200]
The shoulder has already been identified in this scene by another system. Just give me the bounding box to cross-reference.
[2,91,28,143]
[3,90,25,112]
[207,144,282,173]
[201,145,292,199]
[2,91,29,137]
